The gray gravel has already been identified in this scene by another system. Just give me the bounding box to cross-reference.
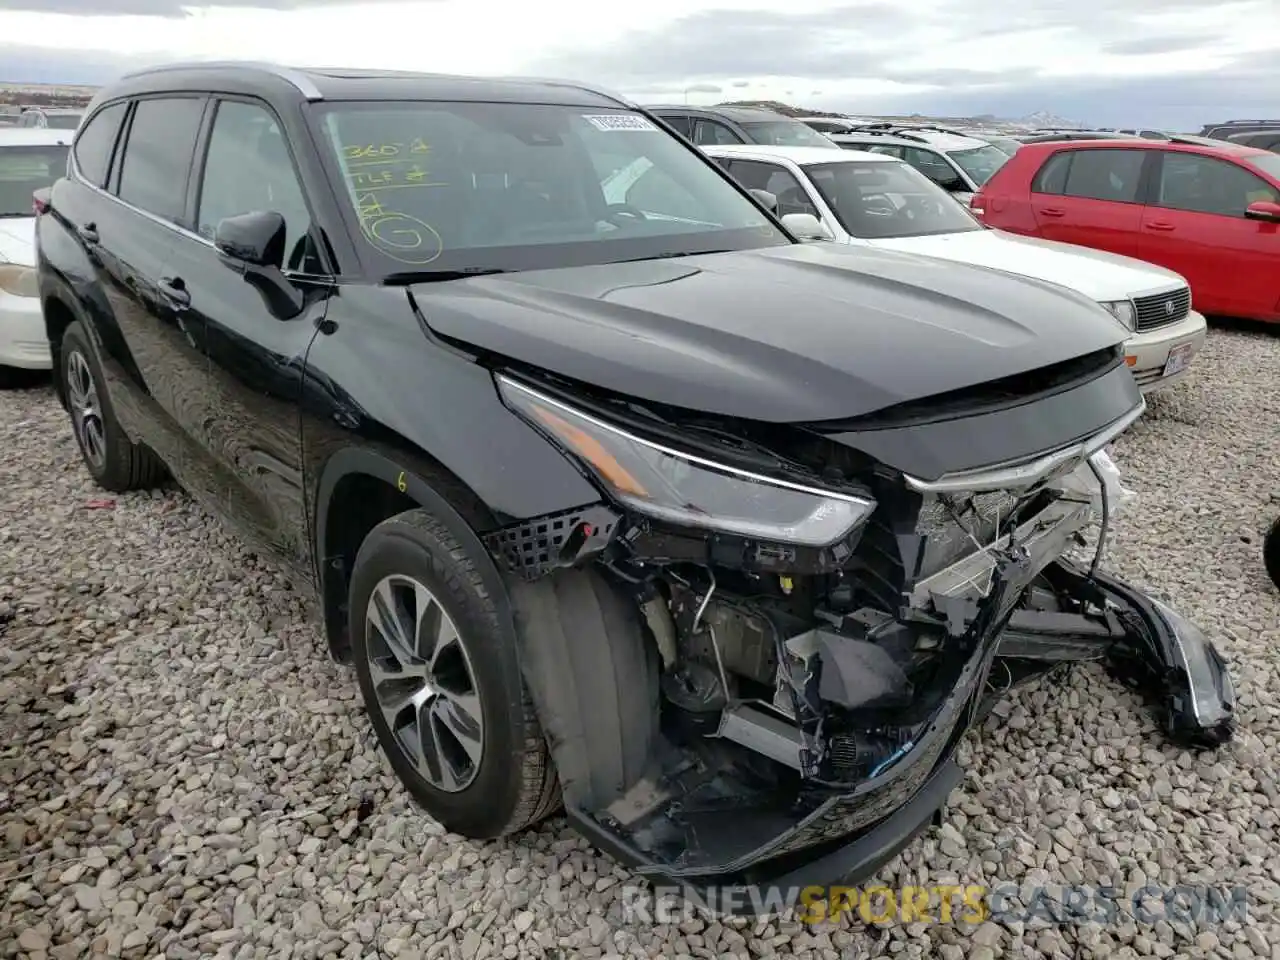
[3,326,1280,960]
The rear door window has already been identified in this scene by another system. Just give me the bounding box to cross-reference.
[660,114,692,138]
[693,120,744,145]
[115,96,207,224]
[1034,148,1146,202]
[902,147,960,186]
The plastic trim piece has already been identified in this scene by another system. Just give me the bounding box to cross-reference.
[903,398,1146,494]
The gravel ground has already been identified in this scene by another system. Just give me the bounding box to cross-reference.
[3,326,1280,960]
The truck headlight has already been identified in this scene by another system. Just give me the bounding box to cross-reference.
[496,375,876,547]
[0,263,38,298]
[1099,299,1136,330]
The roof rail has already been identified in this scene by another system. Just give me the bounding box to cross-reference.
[119,60,325,101]
[503,76,635,108]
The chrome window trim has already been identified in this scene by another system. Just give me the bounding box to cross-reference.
[904,398,1146,494]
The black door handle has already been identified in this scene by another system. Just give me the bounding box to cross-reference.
[77,222,98,244]
[159,276,191,309]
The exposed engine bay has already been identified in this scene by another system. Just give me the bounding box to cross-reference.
[485,368,1236,912]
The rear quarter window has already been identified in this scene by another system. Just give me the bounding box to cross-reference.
[72,101,127,188]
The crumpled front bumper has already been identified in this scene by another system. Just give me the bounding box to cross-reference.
[581,558,1235,917]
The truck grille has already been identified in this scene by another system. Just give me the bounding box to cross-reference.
[1133,287,1191,332]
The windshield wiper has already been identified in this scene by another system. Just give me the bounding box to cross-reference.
[616,249,734,263]
[383,268,510,285]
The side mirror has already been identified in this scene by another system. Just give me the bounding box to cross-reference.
[215,210,286,267]
[781,212,834,241]
[1244,200,1280,223]
[749,188,778,213]
[215,211,305,320]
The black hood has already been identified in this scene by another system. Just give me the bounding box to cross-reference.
[412,242,1130,423]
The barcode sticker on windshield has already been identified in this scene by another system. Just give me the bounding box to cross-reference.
[583,114,658,132]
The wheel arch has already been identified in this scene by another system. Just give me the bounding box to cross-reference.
[315,446,661,815]
[314,445,509,664]
[39,276,87,408]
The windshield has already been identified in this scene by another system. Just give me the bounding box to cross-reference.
[1248,153,1280,180]
[805,160,983,239]
[45,114,82,130]
[313,102,789,275]
[739,120,841,149]
[946,144,1010,185]
[0,144,68,217]
[983,137,1022,156]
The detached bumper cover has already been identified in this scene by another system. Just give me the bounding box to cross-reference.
[575,561,1234,914]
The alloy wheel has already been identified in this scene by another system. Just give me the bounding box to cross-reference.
[66,350,107,471]
[365,574,485,792]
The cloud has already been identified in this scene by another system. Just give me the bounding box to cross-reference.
[0,0,412,15]
[860,51,1279,129]
[525,5,910,86]
[0,44,148,85]
[1102,35,1209,56]
[1,0,1276,130]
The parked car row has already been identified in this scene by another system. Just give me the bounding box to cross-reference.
[28,63,1237,915]
[701,143,1205,391]
[0,128,71,381]
[0,106,83,130]
[971,138,1280,324]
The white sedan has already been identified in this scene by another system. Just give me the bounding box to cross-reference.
[0,128,69,382]
[701,144,1207,393]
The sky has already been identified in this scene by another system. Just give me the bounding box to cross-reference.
[0,0,1277,130]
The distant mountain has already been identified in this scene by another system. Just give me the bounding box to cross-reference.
[716,99,1089,130]
[1019,110,1085,130]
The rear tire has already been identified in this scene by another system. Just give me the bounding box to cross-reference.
[1265,516,1280,591]
[349,507,561,839]
[60,322,166,492]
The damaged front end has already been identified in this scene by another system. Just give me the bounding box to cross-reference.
[484,365,1235,915]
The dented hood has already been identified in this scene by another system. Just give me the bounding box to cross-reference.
[412,242,1130,423]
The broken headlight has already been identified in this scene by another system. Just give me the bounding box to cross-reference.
[497,375,876,547]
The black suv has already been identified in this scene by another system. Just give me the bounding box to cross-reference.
[36,61,1234,914]
[645,104,842,149]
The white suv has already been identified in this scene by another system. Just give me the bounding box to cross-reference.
[703,143,1207,393]
[830,126,1011,205]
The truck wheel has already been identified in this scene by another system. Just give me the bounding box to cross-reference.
[348,507,561,839]
[1265,516,1280,591]
[60,322,166,492]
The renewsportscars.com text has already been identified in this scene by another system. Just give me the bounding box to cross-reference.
[621,883,1251,926]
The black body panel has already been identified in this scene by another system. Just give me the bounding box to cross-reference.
[415,242,1129,423]
[35,62,1235,918]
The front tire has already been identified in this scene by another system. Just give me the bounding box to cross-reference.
[349,508,560,839]
[60,322,166,492]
